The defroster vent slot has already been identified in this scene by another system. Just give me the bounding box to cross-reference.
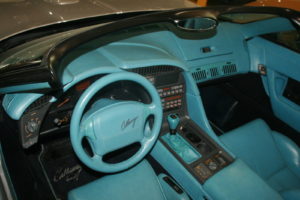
[128,65,180,76]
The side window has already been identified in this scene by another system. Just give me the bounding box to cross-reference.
[262,30,300,53]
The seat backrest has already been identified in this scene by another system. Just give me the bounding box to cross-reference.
[220,119,285,180]
[220,119,300,192]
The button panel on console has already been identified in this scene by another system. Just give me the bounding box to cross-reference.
[158,84,184,111]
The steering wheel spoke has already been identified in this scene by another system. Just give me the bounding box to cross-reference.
[144,103,158,116]
[91,153,103,162]
[80,122,94,139]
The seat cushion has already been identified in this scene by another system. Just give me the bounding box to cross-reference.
[220,119,300,195]
[68,160,166,200]
[281,189,300,200]
[203,159,283,200]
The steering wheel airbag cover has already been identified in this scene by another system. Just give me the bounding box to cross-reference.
[81,100,147,156]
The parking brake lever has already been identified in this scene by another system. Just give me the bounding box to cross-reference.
[167,114,180,135]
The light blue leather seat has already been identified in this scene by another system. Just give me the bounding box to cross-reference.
[220,119,300,200]
[68,160,189,200]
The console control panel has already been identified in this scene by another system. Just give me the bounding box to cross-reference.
[158,85,184,97]
[193,152,229,181]
[181,122,232,183]
[161,119,233,183]
[136,66,185,113]
[158,84,184,111]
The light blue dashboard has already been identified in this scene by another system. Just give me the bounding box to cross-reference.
[1,16,296,127]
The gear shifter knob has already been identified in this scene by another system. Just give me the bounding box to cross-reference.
[167,114,180,135]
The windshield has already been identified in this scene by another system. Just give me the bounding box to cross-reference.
[0,9,286,70]
[0,24,105,68]
[219,13,278,24]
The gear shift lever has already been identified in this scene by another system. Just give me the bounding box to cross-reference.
[164,113,200,163]
[167,114,180,135]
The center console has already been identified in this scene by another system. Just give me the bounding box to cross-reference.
[161,114,233,183]
[133,65,234,184]
[130,65,278,199]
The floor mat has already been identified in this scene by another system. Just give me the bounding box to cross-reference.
[39,138,103,200]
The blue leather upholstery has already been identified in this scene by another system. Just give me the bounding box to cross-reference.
[68,160,189,200]
[220,119,300,199]
[68,160,166,200]
[281,190,300,200]
[203,159,282,200]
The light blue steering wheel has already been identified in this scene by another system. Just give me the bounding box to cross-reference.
[70,72,162,173]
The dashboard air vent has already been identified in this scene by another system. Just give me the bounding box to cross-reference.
[190,61,237,83]
[128,65,180,76]
[210,68,219,77]
[192,70,207,81]
[222,64,237,74]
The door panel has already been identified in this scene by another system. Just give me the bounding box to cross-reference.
[265,70,300,131]
[248,37,300,131]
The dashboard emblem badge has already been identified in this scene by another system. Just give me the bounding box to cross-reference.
[121,116,138,130]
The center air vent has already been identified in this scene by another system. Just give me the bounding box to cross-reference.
[210,67,219,77]
[192,70,207,81]
[191,61,237,83]
[222,64,237,74]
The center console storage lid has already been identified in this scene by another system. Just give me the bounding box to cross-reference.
[203,159,283,200]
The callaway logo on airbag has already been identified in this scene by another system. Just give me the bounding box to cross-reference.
[121,116,138,130]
